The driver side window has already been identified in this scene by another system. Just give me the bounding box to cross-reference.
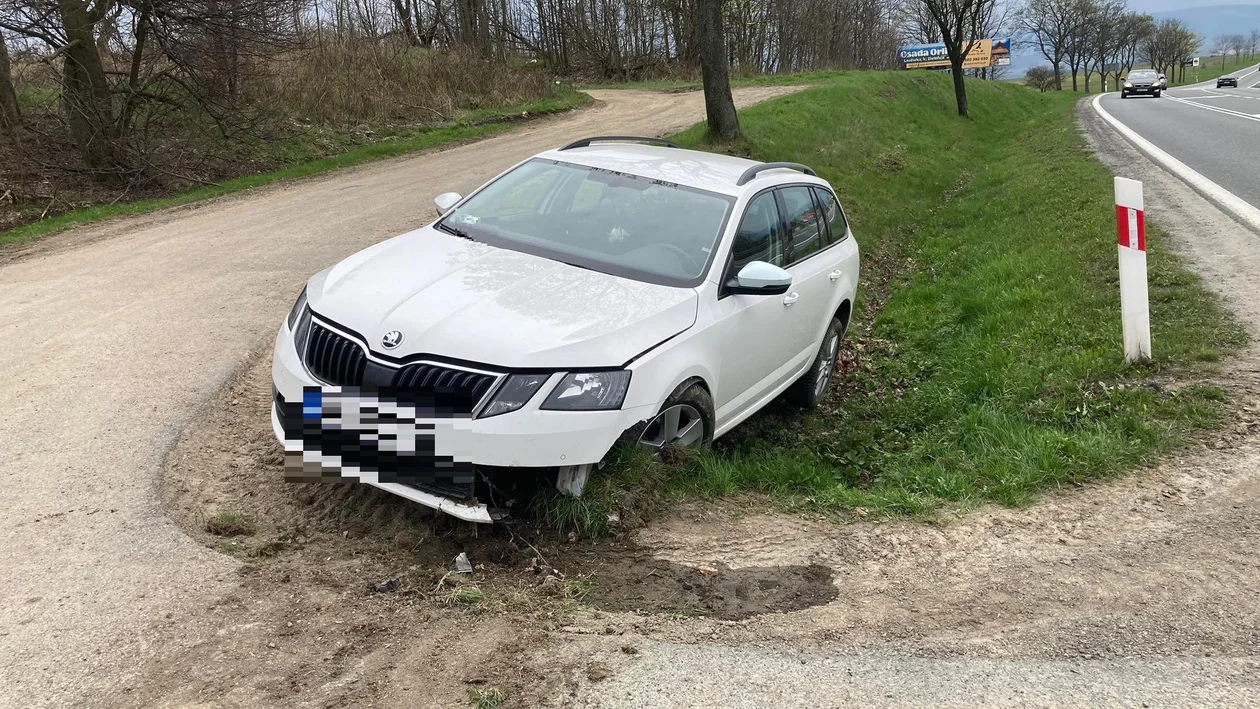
[726,192,784,282]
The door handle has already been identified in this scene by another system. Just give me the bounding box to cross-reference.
[829,269,842,282]
[782,292,800,306]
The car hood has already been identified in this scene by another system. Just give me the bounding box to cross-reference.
[306,227,697,369]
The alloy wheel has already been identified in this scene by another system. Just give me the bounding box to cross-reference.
[815,333,841,398]
[639,404,705,453]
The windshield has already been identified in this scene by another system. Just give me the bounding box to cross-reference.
[438,159,734,287]
[1130,71,1157,81]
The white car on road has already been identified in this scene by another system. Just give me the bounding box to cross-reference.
[271,136,860,521]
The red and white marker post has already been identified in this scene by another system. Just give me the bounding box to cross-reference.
[1114,177,1151,362]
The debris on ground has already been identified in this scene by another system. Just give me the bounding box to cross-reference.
[455,552,473,574]
[368,577,400,594]
[587,661,612,681]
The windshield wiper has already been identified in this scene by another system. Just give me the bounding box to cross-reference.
[437,222,473,240]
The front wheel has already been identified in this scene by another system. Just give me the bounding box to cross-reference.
[788,317,844,409]
[1121,91,1128,99]
[1154,90,1161,98]
[638,383,714,455]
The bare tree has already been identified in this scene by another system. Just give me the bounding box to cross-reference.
[1059,0,1093,90]
[0,29,18,135]
[1250,28,1259,59]
[1019,0,1081,90]
[899,0,942,43]
[918,0,988,116]
[697,0,738,139]
[1228,33,1247,61]
[1025,64,1055,89]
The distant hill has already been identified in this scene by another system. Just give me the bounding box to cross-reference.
[1153,5,1260,46]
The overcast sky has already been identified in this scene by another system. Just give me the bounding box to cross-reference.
[1128,0,1255,13]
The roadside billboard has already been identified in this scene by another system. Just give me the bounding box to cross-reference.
[898,39,1010,69]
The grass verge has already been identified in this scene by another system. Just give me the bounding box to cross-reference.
[0,89,591,249]
[543,71,1244,536]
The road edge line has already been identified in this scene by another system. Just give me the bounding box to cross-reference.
[1090,93,1260,235]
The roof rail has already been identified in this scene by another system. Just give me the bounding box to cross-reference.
[736,162,817,186]
[558,136,681,151]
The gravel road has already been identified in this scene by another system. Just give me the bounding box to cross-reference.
[0,86,799,709]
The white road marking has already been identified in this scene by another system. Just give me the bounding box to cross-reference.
[1162,93,1260,123]
[1091,93,1260,234]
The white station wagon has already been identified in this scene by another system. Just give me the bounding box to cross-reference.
[271,136,860,522]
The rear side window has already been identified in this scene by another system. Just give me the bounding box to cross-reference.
[812,187,848,243]
[780,186,826,264]
[727,192,784,278]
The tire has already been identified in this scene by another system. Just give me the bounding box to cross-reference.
[1154,90,1161,98]
[637,383,714,454]
[788,317,844,409]
[1121,91,1128,99]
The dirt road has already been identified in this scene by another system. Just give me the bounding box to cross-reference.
[0,87,799,709]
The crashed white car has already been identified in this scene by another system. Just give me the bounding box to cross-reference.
[271,136,860,522]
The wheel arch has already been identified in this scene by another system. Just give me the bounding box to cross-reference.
[834,299,852,333]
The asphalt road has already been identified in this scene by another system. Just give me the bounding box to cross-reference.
[1096,64,1260,210]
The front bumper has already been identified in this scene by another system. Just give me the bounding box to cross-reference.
[270,322,656,517]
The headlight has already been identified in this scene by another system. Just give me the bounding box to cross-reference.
[287,286,308,330]
[1124,82,1133,87]
[480,373,550,418]
[541,371,631,411]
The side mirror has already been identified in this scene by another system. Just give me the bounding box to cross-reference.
[434,192,462,215]
[728,261,792,296]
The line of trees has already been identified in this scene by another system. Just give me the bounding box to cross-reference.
[1019,0,1203,92]
[0,0,906,182]
[1213,31,1260,66]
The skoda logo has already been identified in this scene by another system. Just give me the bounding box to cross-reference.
[381,330,404,349]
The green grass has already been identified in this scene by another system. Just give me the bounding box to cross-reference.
[0,89,591,248]
[542,70,1244,531]
[469,688,506,709]
[204,510,258,537]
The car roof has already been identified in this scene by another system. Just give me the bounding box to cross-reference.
[534,143,822,197]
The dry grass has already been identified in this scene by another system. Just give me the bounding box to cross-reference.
[271,43,552,126]
[1,44,562,234]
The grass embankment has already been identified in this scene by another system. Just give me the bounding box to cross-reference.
[0,89,590,248]
[542,71,1244,537]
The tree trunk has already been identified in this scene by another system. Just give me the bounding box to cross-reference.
[57,0,125,175]
[950,63,969,117]
[1053,62,1062,90]
[392,0,421,45]
[0,31,20,136]
[697,0,739,140]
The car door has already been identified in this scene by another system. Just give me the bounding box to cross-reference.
[778,185,841,364]
[709,191,811,424]
[810,185,860,318]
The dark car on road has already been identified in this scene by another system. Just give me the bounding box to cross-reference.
[1217,75,1239,88]
[1122,70,1161,98]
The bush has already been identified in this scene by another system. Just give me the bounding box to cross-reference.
[1025,66,1057,92]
